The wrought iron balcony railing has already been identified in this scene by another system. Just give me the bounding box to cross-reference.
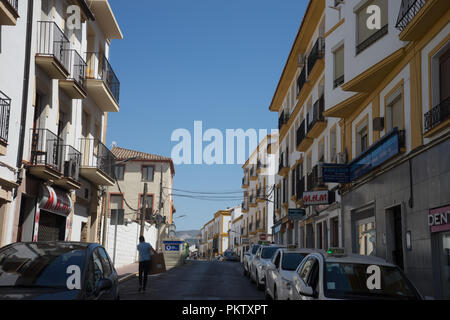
[79,138,116,180]
[278,110,290,130]
[307,165,322,191]
[86,52,120,103]
[66,49,87,89]
[395,0,427,32]
[297,66,307,96]
[6,0,18,12]
[279,152,288,172]
[334,74,345,88]
[356,24,388,55]
[60,144,81,181]
[0,91,11,143]
[307,37,325,76]
[424,97,450,133]
[37,21,71,71]
[296,176,305,201]
[30,128,63,170]
[307,95,325,133]
[296,120,306,148]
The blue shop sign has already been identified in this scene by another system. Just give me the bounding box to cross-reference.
[322,129,402,183]
[288,208,306,220]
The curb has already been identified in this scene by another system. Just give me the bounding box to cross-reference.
[118,272,138,283]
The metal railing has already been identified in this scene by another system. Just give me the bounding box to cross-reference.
[278,110,290,130]
[37,21,71,72]
[395,0,427,32]
[6,0,18,12]
[307,37,325,76]
[424,97,450,133]
[334,74,345,88]
[296,176,305,201]
[79,138,116,180]
[30,128,63,170]
[86,52,120,103]
[66,49,87,89]
[307,165,321,191]
[60,144,81,181]
[307,95,325,133]
[241,201,248,211]
[279,152,288,172]
[297,67,307,96]
[296,120,306,148]
[356,24,388,55]
[0,91,11,143]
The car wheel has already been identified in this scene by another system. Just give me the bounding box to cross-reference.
[264,287,272,300]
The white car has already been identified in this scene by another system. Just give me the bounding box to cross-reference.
[250,245,283,290]
[265,248,315,300]
[291,248,423,300]
[243,244,260,277]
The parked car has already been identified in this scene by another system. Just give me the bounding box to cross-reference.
[265,247,315,300]
[250,244,283,290]
[0,242,119,300]
[243,244,260,277]
[223,250,240,262]
[291,248,423,300]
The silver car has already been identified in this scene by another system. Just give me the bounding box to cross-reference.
[291,249,422,300]
[243,244,260,277]
[265,248,315,300]
[250,245,282,290]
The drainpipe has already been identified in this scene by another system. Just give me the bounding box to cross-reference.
[15,0,34,197]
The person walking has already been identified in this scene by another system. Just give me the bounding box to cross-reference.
[137,236,155,292]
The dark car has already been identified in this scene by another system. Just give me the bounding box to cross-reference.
[223,250,240,262]
[0,242,119,300]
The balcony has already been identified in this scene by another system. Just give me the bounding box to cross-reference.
[334,74,345,89]
[278,152,289,177]
[307,95,327,139]
[36,21,70,79]
[307,37,325,79]
[396,0,450,41]
[79,138,115,186]
[296,120,313,152]
[297,67,307,97]
[29,129,63,181]
[0,91,11,155]
[241,201,249,212]
[249,166,257,181]
[242,177,249,188]
[53,145,81,191]
[59,50,87,99]
[356,25,388,55]
[86,52,120,112]
[249,194,257,207]
[307,165,325,191]
[0,0,19,25]
[424,97,450,138]
[256,188,266,203]
[296,176,305,203]
[278,110,290,131]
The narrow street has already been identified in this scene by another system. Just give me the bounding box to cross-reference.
[119,261,264,300]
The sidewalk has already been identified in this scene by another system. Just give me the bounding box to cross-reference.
[116,263,139,283]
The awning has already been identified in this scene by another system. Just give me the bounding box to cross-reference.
[39,186,72,216]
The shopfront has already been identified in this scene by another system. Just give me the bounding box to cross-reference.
[430,204,450,299]
[33,186,72,242]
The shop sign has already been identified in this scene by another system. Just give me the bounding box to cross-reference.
[273,224,282,234]
[288,208,306,220]
[259,234,267,241]
[429,205,450,233]
[39,186,72,216]
[303,190,335,206]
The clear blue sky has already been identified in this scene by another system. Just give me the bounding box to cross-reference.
[107,0,308,231]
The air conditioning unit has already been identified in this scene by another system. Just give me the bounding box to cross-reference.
[373,117,385,131]
[337,151,347,164]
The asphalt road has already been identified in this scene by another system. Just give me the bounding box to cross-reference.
[119,260,265,300]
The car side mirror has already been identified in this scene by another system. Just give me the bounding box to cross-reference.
[298,280,315,298]
[95,278,113,295]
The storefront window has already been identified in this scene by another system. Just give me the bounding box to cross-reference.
[439,232,450,299]
[357,218,376,256]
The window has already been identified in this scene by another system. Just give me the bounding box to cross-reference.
[334,46,345,88]
[139,194,154,215]
[318,139,325,162]
[385,87,403,132]
[439,49,450,102]
[109,194,123,211]
[356,120,368,156]
[330,126,337,163]
[142,165,154,181]
[97,248,113,277]
[86,250,104,295]
[299,258,315,282]
[356,0,388,54]
[114,165,124,180]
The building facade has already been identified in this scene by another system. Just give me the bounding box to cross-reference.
[241,134,277,247]
[212,209,231,256]
[107,146,175,251]
[229,206,244,259]
[0,0,123,246]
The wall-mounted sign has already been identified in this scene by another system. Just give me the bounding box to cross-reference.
[39,186,72,216]
[322,128,402,183]
[273,224,282,234]
[288,208,306,220]
[429,205,450,233]
[303,190,335,206]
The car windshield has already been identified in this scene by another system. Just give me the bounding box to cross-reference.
[261,247,279,259]
[281,253,305,271]
[0,243,87,289]
[251,245,260,255]
[324,262,420,300]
